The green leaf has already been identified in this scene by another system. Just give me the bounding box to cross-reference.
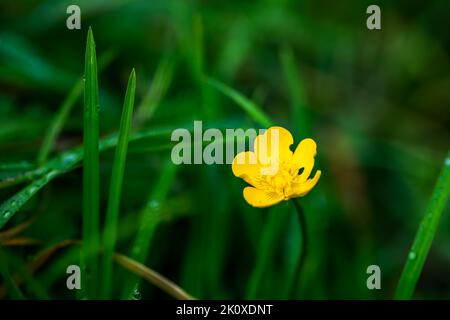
[101,69,136,299]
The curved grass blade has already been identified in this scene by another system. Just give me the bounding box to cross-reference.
[82,27,100,299]
[0,170,58,229]
[114,252,195,300]
[101,69,136,299]
[135,55,175,125]
[37,79,83,165]
[0,218,34,241]
[0,162,39,189]
[205,77,273,128]
[395,149,450,299]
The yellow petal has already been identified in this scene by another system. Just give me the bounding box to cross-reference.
[292,138,317,183]
[288,170,321,198]
[243,186,284,208]
[253,126,293,174]
[232,151,263,187]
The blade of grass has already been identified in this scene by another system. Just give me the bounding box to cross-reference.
[0,170,58,230]
[135,55,175,125]
[395,149,450,299]
[37,79,83,164]
[0,218,34,241]
[0,162,39,189]
[205,77,273,128]
[114,252,195,300]
[82,27,100,299]
[101,69,136,299]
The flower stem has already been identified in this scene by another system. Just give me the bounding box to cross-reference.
[290,198,308,298]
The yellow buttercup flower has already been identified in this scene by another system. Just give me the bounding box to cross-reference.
[232,126,321,208]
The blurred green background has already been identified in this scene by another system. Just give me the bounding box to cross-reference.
[0,0,449,299]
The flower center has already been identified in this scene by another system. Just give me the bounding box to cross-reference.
[260,162,301,199]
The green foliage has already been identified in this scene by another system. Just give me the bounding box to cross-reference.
[0,0,449,300]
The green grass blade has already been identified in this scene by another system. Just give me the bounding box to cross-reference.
[135,55,175,125]
[205,77,273,128]
[0,162,38,189]
[101,69,136,299]
[37,79,83,165]
[114,253,195,300]
[395,149,450,299]
[82,27,100,299]
[0,171,57,229]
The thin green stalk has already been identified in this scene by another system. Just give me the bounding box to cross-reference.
[289,197,308,298]
[38,79,82,165]
[82,27,100,299]
[395,149,450,299]
[205,77,273,128]
[101,69,136,299]
[135,55,175,124]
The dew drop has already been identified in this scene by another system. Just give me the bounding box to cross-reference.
[46,171,58,179]
[28,186,37,195]
[62,153,78,165]
[132,288,141,300]
[445,158,450,166]
[3,211,11,219]
[148,200,160,210]
[408,252,417,260]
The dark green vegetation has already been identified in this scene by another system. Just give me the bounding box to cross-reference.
[0,0,449,299]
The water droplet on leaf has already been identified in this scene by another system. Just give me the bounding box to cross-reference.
[132,289,141,300]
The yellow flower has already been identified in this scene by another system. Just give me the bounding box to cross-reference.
[232,126,321,208]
